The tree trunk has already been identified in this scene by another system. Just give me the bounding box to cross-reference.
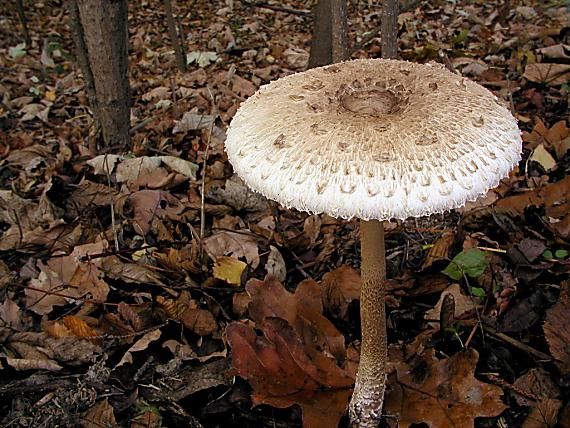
[308,0,348,68]
[16,0,31,46]
[381,0,398,59]
[70,0,131,151]
[164,0,187,72]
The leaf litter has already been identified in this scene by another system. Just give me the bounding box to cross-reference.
[1,0,569,427]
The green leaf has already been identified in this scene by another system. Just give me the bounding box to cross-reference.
[442,249,489,281]
[554,249,568,259]
[9,43,27,59]
[469,287,487,298]
[542,250,554,260]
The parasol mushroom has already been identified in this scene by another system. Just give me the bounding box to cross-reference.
[224,59,522,427]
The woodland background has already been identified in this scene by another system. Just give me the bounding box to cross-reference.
[0,1,569,427]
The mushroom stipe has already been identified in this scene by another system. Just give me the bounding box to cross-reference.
[225,58,522,428]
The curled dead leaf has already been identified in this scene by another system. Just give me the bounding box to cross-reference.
[320,265,361,319]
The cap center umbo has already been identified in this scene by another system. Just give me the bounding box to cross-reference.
[339,88,401,117]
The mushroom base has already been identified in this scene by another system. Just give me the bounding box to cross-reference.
[349,219,387,427]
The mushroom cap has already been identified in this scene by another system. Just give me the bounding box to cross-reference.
[225,59,522,220]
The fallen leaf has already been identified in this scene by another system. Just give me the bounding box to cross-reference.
[227,318,353,428]
[320,265,361,319]
[115,328,162,368]
[424,284,478,326]
[25,241,110,315]
[264,245,287,282]
[512,368,560,407]
[203,230,260,269]
[495,176,570,219]
[63,316,99,339]
[524,63,570,86]
[180,305,217,336]
[209,174,268,212]
[127,190,182,235]
[79,399,118,428]
[86,154,122,175]
[442,249,489,281]
[543,281,570,374]
[6,357,62,372]
[422,231,455,270]
[101,256,166,287]
[246,277,347,361]
[521,398,562,428]
[213,256,247,285]
[529,144,556,171]
[385,348,507,427]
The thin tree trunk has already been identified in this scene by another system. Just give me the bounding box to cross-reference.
[308,0,348,68]
[16,0,31,46]
[381,0,398,59]
[74,0,130,151]
[164,0,187,72]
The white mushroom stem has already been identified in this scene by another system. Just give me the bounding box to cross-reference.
[350,219,387,427]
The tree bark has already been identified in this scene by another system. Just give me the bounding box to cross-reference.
[381,0,398,59]
[16,0,31,46]
[71,0,131,151]
[164,0,187,72]
[308,0,348,68]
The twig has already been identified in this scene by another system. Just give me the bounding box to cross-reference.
[244,1,310,16]
[482,323,552,361]
[199,87,218,260]
[103,154,120,252]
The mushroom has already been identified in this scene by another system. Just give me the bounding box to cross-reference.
[224,59,522,427]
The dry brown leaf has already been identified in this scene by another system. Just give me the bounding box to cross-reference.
[180,303,217,336]
[521,399,562,428]
[320,265,361,320]
[543,282,570,374]
[0,296,30,331]
[79,399,118,428]
[203,230,260,269]
[117,302,143,332]
[153,244,201,273]
[424,284,478,326]
[209,174,268,212]
[101,256,165,286]
[228,277,356,428]
[264,245,287,282]
[227,318,353,428]
[115,328,162,368]
[247,277,347,361]
[42,319,73,338]
[6,357,62,371]
[25,241,110,315]
[127,190,183,235]
[288,215,322,250]
[513,368,560,407]
[231,74,257,97]
[524,63,570,86]
[385,348,507,427]
[63,316,98,339]
[422,231,455,270]
[232,292,251,318]
[495,176,570,219]
[131,411,161,428]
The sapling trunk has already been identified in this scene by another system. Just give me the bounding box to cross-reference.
[350,219,387,427]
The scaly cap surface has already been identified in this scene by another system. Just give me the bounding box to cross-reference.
[225,59,522,220]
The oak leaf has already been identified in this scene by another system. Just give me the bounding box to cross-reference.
[385,348,507,427]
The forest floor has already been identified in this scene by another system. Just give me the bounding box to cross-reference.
[1,1,569,427]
